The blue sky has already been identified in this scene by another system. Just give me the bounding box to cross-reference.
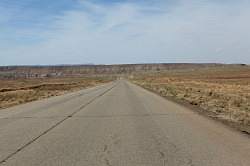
[1,0,250,65]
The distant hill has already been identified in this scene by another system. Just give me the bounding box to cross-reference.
[0,63,227,79]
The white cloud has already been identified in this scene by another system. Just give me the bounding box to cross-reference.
[1,0,250,65]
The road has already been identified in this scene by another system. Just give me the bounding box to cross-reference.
[0,80,249,166]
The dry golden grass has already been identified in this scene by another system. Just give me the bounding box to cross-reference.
[132,65,250,132]
[0,77,113,109]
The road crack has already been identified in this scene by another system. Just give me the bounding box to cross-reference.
[0,83,117,165]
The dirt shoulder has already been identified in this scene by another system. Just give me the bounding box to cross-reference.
[131,65,250,134]
[0,77,113,109]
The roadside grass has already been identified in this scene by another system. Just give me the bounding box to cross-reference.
[0,77,113,109]
[132,66,250,133]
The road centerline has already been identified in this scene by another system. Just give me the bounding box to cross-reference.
[0,83,117,164]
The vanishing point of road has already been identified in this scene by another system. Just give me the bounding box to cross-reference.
[0,80,249,166]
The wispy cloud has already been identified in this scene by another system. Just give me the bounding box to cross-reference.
[1,0,250,65]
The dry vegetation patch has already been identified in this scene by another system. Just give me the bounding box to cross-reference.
[132,66,250,133]
[0,77,112,109]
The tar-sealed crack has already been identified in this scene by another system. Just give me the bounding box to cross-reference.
[0,83,117,165]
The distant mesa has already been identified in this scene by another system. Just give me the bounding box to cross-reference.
[0,63,238,79]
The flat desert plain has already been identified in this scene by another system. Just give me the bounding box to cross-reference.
[132,65,250,133]
[0,77,112,109]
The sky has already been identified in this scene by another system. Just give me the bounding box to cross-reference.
[0,0,250,65]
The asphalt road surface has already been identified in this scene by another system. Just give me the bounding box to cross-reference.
[0,80,249,166]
